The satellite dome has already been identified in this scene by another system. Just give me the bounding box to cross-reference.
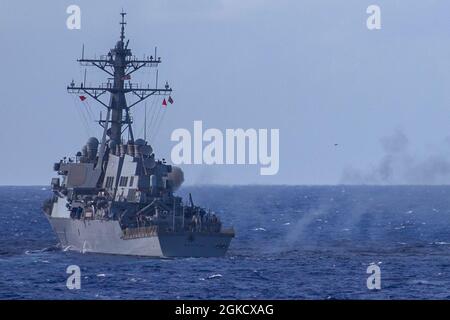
[135,138,146,146]
[144,157,156,169]
[141,144,153,155]
[86,137,99,147]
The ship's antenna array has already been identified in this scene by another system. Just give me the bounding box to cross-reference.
[67,11,172,147]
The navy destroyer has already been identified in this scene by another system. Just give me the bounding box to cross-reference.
[42,12,234,257]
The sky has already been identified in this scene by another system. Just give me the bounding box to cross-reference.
[1,0,450,185]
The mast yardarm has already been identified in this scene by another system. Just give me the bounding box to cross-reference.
[67,11,172,146]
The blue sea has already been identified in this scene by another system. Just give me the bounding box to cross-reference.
[1,185,450,299]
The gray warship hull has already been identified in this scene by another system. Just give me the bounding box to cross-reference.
[43,13,235,258]
[48,217,233,257]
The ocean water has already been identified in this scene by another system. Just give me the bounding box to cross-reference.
[1,185,450,300]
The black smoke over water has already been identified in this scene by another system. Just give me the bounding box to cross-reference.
[341,129,450,185]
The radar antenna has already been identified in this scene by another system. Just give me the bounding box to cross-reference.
[67,11,172,148]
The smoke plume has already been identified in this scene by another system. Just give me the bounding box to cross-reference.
[168,166,185,191]
[341,129,450,184]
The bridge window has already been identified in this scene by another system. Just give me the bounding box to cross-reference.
[105,176,114,188]
[119,176,128,187]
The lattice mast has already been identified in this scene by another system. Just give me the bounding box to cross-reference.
[67,11,172,148]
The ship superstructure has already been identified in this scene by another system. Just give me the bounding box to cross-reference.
[42,12,234,257]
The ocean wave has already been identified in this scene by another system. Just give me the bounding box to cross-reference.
[199,274,223,281]
[407,279,442,286]
[24,246,59,255]
[431,241,450,246]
